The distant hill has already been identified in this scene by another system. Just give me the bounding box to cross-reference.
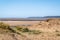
[0,16,60,21]
[0,17,44,21]
[28,16,60,18]
[43,16,60,18]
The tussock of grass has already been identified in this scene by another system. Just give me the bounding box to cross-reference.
[30,30,42,34]
[56,33,60,36]
[55,30,60,36]
[15,26,42,34]
[0,22,9,29]
[55,30,59,32]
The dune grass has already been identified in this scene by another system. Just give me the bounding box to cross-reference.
[0,22,42,35]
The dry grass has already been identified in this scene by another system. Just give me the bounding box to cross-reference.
[0,18,60,40]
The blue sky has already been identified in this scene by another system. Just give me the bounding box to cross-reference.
[0,0,60,18]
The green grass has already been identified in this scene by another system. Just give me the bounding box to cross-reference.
[15,26,42,34]
[0,22,9,29]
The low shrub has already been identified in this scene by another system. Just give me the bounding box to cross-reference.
[0,22,9,29]
[22,28,30,32]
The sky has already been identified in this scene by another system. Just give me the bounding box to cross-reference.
[0,0,60,18]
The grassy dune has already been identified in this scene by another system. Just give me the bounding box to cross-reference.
[0,18,60,40]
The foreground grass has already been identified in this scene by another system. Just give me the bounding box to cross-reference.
[16,26,42,34]
[0,22,42,36]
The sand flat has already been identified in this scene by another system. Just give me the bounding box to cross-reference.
[0,21,40,26]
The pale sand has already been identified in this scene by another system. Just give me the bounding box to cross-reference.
[0,21,40,26]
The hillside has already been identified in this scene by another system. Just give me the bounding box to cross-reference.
[0,18,60,40]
